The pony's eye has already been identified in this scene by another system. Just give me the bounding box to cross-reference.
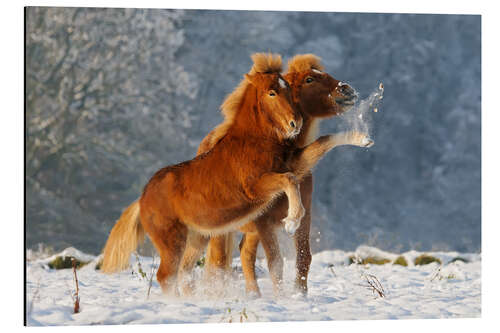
[269,90,276,96]
[305,77,314,83]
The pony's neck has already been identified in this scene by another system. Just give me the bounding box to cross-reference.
[291,104,322,147]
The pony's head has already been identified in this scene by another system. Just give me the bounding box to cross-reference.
[284,54,358,118]
[244,71,302,140]
[221,53,302,141]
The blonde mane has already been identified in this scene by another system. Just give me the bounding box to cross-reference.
[286,54,324,73]
[221,52,282,122]
[201,53,283,152]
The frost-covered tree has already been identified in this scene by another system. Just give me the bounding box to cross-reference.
[26,7,198,250]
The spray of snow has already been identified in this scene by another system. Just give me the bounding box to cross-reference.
[339,82,384,136]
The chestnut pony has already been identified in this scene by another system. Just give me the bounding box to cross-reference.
[202,54,369,296]
[101,53,305,294]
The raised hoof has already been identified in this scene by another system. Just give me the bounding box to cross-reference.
[283,217,301,235]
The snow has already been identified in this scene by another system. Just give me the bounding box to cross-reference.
[26,246,481,326]
[339,82,384,136]
[29,246,96,265]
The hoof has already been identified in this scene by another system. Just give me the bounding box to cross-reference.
[283,217,301,235]
[246,290,261,299]
[179,282,195,297]
[291,291,308,300]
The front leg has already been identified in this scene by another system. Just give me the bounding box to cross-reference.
[294,174,313,295]
[205,234,233,276]
[290,131,374,181]
[244,172,305,235]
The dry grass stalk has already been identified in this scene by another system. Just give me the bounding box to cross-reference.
[328,263,337,277]
[430,266,442,282]
[131,252,159,299]
[240,308,248,323]
[219,307,258,323]
[71,258,80,313]
[429,266,455,281]
[219,307,233,323]
[147,255,158,299]
[133,252,147,279]
[364,273,386,298]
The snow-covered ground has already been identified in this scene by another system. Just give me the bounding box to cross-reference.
[26,246,481,326]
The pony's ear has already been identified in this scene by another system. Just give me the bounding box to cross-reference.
[244,73,256,86]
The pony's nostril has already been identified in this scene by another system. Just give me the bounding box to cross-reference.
[340,84,355,97]
[290,121,296,129]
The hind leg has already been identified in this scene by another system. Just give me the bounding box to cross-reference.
[205,234,231,280]
[239,232,261,297]
[254,218,283,296]
[294,207,312,295]
[177,229,209,296]
[143,217,188,295]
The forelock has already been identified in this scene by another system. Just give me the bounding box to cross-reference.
[286,54,324,73]
[249,53,283,75]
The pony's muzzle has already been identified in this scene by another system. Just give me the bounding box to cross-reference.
[335,83,358,106]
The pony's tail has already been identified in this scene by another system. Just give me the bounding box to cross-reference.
[100,200,145,273]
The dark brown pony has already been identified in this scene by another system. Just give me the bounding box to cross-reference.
[202,54,370,296]
[101,53,306,294]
